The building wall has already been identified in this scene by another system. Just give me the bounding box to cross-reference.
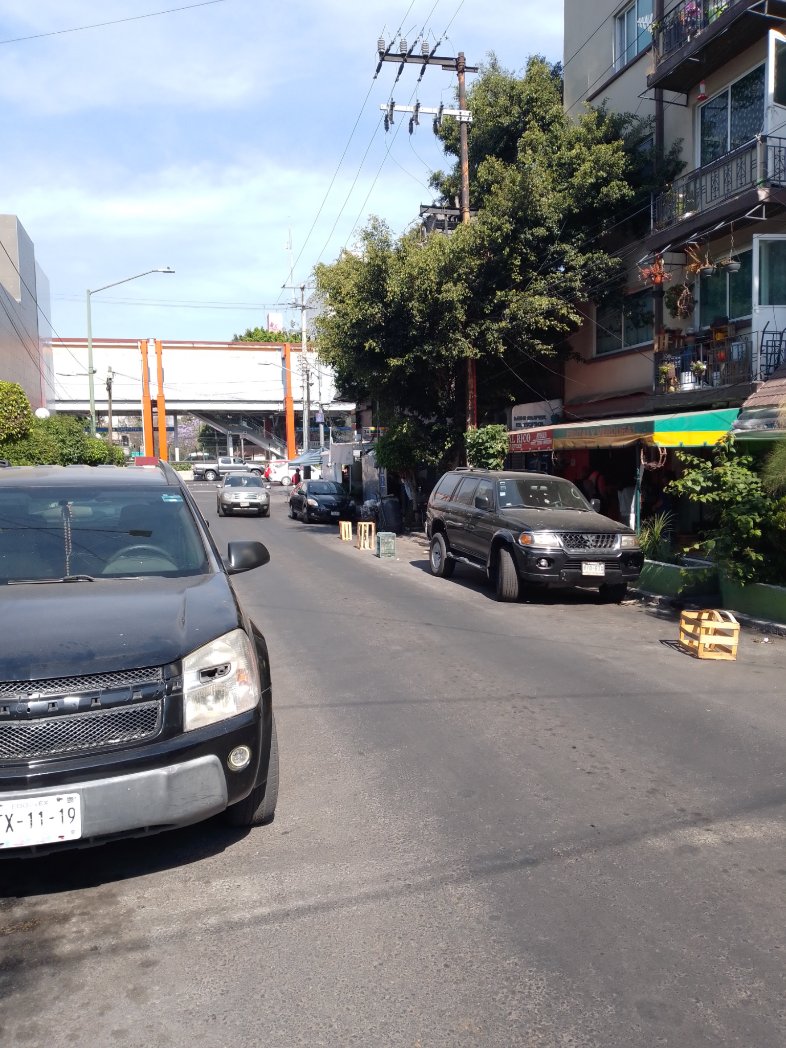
[0,215,52,410]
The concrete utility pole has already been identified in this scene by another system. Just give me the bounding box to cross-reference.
[106,367,114,445]
[378,43,478,430]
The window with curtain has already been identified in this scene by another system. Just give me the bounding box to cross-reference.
[596,290,653,356]
[614,0,653,71]
[699,66,764,166]
[699,250,753,326]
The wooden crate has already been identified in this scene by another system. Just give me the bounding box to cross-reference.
[679,609,739,661]
[339,520,353,542]
[356,521,376,550]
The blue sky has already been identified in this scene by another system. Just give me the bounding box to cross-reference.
[0,0,564,344]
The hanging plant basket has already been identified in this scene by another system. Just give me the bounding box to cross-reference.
[639,254,671,287]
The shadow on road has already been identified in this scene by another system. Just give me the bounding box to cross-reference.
[0,816,250,898]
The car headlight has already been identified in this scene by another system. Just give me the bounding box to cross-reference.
[182,629,260,732]
[306,497,319,507]
[619,534,640,549]
[518,531,561,547]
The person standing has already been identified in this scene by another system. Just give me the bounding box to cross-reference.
[292,468,301,486]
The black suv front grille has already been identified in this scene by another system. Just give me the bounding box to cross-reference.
[0,667,163,700]
[560,533,618,552]
[0,701,162,761]
[0,666,166,761]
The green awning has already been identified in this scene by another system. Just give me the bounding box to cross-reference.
[509,409,739,452]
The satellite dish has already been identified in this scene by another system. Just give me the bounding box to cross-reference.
[34,407,51,419]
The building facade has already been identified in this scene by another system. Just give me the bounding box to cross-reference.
[0,215,53,410]
[562,0,786,425]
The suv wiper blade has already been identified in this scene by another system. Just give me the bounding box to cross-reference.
[8,574,97,585]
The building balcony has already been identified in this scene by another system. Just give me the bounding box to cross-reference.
[647,136,786,252]
[648,0,786,94]
[654,333,753,394]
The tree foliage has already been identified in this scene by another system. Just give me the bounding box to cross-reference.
[668,439,769,584]
[233,327,298,343]
[315,57,647,468]
[0,381,33,442]
[464,425,509,470]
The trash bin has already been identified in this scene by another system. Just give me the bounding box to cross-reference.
[376,531,396,559]
[380,495,403,534]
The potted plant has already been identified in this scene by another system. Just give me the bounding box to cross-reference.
[690,359,707,380]
[664,283,695,320]
[717,256,741,274]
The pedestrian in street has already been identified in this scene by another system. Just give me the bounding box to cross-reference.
[292,468,301,486]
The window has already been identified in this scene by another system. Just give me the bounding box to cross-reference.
[596,290,654,356]
[698,250,753,326]
[699,66,764,166]
[614,0,653,71]
[454,477,480,507]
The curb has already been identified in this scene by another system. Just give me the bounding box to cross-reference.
[629,587,786,638]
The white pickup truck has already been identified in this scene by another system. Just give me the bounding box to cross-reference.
[192,456,263,482]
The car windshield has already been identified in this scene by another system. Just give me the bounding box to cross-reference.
[308,482,343,495]
[496,477,592,511]
[0,485,209,582]
[225,475,261,488]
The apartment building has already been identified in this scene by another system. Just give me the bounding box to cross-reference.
[555,0,786,457]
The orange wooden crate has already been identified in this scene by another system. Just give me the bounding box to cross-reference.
[339,520,353,541]
[356,521,376,550]
[679,609,739,661]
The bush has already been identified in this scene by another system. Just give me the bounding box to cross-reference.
[171,462,193,471]
[0,414,124,467]
[0,381,33,442]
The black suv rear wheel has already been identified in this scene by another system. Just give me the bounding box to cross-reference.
[429,533,455,578]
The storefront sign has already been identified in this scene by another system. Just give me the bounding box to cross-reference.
[509,428,553,452]
[510,400,562,430]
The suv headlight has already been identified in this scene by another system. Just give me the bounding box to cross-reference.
[306,497,319,507]
[518,531,561,547]
[619,534,640,549]
[183,629,260,732]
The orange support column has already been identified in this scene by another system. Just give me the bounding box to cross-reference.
[154,339,168,462]
[283,341,296,460]
[140,340,155,457]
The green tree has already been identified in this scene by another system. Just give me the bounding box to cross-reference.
[0,381,33,442]
[315,57,641,466]
[464,425,509,470]
[233,327,298,343]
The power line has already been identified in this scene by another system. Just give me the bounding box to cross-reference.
[0,0,230,46]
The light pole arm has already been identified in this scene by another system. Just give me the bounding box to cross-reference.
[88,268,174,296]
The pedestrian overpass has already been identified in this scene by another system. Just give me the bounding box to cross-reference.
[51,337,355,458]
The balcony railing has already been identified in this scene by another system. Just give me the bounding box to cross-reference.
[654,334,753,393]
[652,137,786,233]
[654,0,739,64]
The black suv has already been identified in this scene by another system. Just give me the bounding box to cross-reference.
[426,469,643,602]
[0,462,277,856]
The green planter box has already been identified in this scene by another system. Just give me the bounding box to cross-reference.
[638,559,719,600]
[719,576,786,625]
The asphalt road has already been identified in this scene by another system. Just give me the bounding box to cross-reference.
[2,481,786,1047]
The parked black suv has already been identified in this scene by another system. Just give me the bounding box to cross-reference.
[426,469,643,602]
[0,462,278,856]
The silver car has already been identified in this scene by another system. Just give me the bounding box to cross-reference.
[217,472,270,517]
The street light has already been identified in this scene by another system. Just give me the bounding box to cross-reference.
[86,266,175,436]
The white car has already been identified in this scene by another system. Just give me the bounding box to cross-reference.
[265,461,294,485]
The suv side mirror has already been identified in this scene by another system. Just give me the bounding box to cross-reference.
[590,497,601,512]
[225,540,270,574]
[474,494,491,510]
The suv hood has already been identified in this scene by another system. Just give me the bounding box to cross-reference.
[0,573,242,681]
[498,508,633,534]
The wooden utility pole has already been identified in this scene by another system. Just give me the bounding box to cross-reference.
[378,44,478,430]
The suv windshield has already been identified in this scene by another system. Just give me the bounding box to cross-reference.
[225,475,262,488]
[0,485,209,582]
[496,477,591,511]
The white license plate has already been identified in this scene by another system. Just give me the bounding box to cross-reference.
[238,501,250,507]
[0,793,82,849]
[582,561,606,577]
[330,510,339,517]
